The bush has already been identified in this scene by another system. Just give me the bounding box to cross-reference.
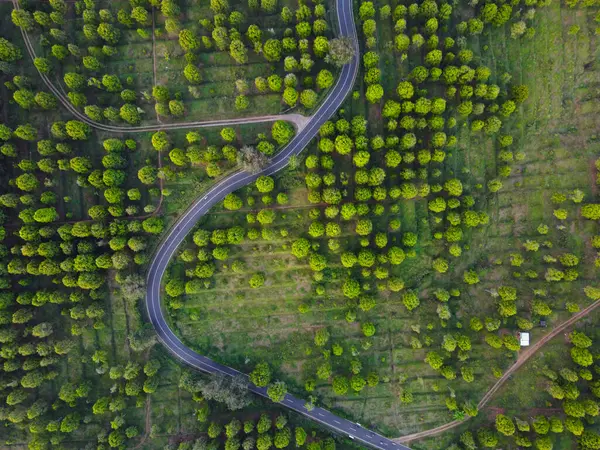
[271,121,295,145]
[249,273,265,288]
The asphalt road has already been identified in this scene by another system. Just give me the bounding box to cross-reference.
[144,0,411,448]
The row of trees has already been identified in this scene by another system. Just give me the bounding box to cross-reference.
[174,0,353,114]
[0,27,177,440]
[0,2,351,449]
[10,0,160,125]
[143,123,288,182]
[333,0,577,426]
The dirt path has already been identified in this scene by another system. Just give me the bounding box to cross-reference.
[132,349,153,450]
[589,158,598,197]
[139,396,153,449]
[151,6,162,125]
[485,406,562,415]
[131,395,152,450]
[394,298,600,444]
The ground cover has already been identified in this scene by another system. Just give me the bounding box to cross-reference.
[409,0,600,447]
[0,23,299,443]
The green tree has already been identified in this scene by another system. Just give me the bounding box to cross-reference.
[14,123,37,140]
[33,57,51,75]
[402,290,420,311]
[184,64,202,84]
[230,39,248,64]
[533,416,550,434]
[35,91,57,109]
[314,328,330,346]
[12,9,35,30]
[571,347,593,367]
[564,400,586,418]
[263,39,282,62]
[316,69,334,89]
[108,430,124,447]
[580,431,600,449]
[15,173,39,191]
[33,207,59,223]
[97,23,121,44]
[223,193,243,210]
[477,429,498,448]
[326,37,355,67]
[142,217,164,234]
[300,89,318,108]
[424,351,444,370]
[249,272,265,288]
[138,166,157,184]
[332,376,349,395]
[256,176,274,193]
[0,37,22,62]
[343,278,361,298]
[495,414,515,436]
[131,6,151,25]
[119,103,141,124]
[169,100,185,116]
[102,74,122,92]
[511,84,529,104]
[267,381,287,402]
[582,204,600,220]
[366,84,384,103]
[362,322,376,337]
[534,436,553,450]
[291,238,310,259]
[271,121,294,145]
[463,269,480,284]
[178,29,200,52]
[13,89,35,109]
[250,362,272,387]
[570,331,592,348]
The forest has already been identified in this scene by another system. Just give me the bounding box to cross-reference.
[0,0,600,448]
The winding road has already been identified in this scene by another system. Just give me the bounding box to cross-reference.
[140,0,408,449]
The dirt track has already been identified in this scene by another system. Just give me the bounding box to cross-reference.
[394,298,600,444]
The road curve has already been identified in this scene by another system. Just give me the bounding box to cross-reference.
[144,0,408,448]
[12,0,308,133]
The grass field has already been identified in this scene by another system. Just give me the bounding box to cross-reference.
[412,1,600,446]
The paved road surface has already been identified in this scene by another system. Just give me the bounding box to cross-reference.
[144,0,410,448]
